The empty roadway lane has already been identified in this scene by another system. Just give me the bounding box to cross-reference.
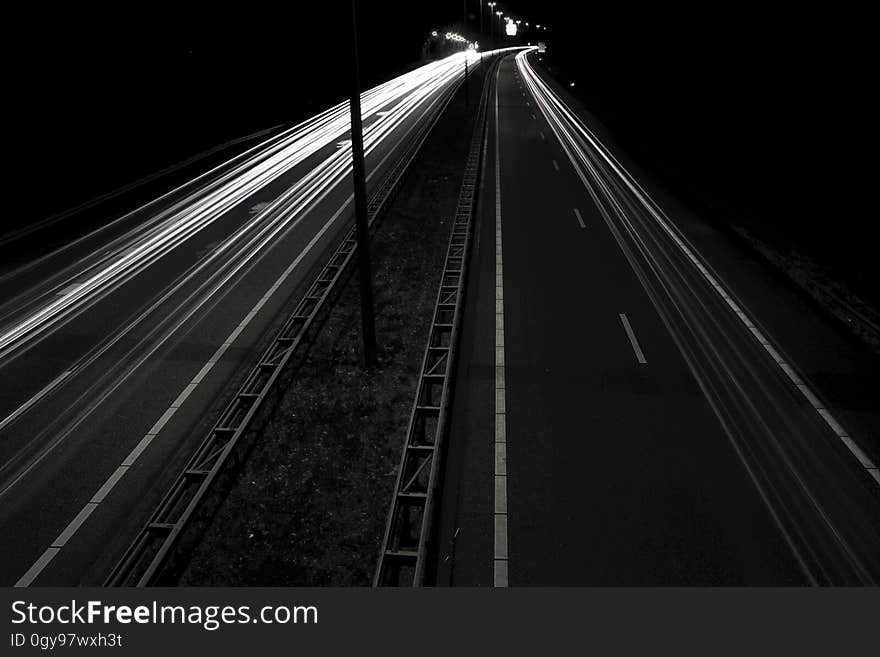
[434,52,880,586]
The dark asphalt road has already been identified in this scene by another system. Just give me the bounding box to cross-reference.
[0,54,477,586]
[434,54,880,585]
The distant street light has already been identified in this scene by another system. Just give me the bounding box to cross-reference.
[488,0,497,40]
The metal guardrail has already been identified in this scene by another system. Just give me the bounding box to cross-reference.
[105,77,464,587]
[373,56,499,587]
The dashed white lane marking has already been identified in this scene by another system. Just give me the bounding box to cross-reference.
[517,53,880,487]
[531,113,536,121]
[619,313,647,364]
[0,370,73,433]
[539,131,546,141]
[12,75,465,587]
[52,504,97,548]
[573,207,586,229]
[552,159,560,172]
[494,64,509,588]
[15,549,60,589]
[14,73,460,585]
[14,187,359,588]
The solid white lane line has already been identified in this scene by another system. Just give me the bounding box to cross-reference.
[516,51,879,487]
[495,442,507,475]
[0,370,73,433]
[494,63,509,588]
[552,159,560,172]
[573,207,586,228]
[620,313,647,364]
[11,54,477,586]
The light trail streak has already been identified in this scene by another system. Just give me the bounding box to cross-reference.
[0,45,516,584]
[0,48,521,464]
[0,50,491,364]
[516,49,879,582]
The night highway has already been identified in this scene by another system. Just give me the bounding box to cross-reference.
[2,0,879,621]
[2,47,492,586]
[434,51,880,586]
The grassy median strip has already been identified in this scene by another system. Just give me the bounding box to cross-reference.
[177,86,480,586]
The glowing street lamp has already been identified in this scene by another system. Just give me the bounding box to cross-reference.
[487,1,496,39]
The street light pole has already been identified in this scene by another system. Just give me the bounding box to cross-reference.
[489,6,492,41]
[463,44,469,109]
[348,0,377,368]
[488,2,496,42]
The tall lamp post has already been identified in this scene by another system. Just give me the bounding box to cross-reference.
[348,0,377,367]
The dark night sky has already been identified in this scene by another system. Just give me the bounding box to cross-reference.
[5,2,875,293]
